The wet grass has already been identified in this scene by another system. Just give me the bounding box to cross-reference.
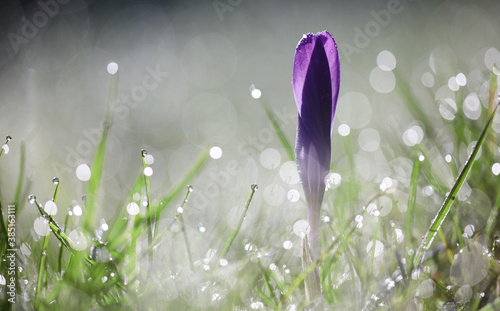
[1,63,500,311]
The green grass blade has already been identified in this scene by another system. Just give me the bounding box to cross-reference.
[157,147,210,215]
[13,141,25,208]
[84,72,119,234]
[219,184,258,260]
[256,94,294,161]
[141,150,154,264]
[412,101,500,269]
[177,186,194,270]
[369,215,381,275]
[485,188,500,238]
[406,156,420,273]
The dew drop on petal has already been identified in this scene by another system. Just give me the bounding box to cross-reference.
[209,146,223,159]
[107,62,118,75]
[76,164,91,181]
[33,216,50,236]
[127,202,140,216]
[44,201,57,216]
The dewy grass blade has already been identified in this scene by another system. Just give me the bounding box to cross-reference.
[219,184,258,261]
[177,185,194,270]
[141,150,154,256]
[156,147,209,217]
[84,70,119,234]
[485,188,500,238]
[412,100,500,269]
[406,156,420,273]
[35,178,60,302]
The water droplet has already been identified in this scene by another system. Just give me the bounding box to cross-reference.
[82,195,87,202]
[101,276,108,283]
[141,149,147,157]
[1,144,9,154]
[126,202,140,216]
[187,185,194,192]
[28,195,36,205]
[5,136,12,142]
[219,258,228,266]
[52,177,59,184]
[251,184,258,191]
[176,206,184,214]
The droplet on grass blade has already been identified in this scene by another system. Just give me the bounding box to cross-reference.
[1,144,9,154]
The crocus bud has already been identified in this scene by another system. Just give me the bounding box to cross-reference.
[292,31,340,261]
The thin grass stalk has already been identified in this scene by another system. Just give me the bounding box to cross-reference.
[178,185,194,270]
[84,71,119,234]
[412,100,500,269]
[219,184,258,261]
[406,156,420,273]
[256,92,294,161]
[369,216,381,275]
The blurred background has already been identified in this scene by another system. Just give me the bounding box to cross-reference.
[1,0,500,272]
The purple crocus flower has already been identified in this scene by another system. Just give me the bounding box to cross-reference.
[292,31,340,261]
